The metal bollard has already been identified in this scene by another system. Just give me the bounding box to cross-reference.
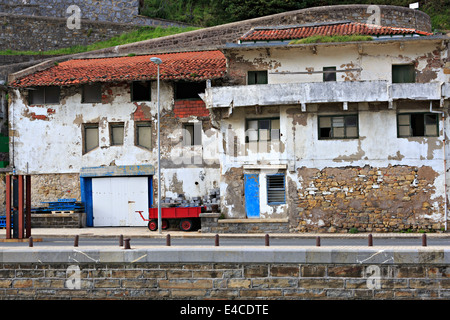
[166,234,171,246]
[119,234,123,247]
[74,235,79,247]
[215,234,219,246]
[422,233,427,247]
[265,234,270,246]
[28,236,33,247]
[316,236,321,247]
[124,238,131,250]
[368,234,373,247]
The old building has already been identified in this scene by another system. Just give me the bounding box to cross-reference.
[8,50,225,227]
[6,5,450,233]
[202,20,450,233]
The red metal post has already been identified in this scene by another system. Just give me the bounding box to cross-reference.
[18,175,24,239]
[5,174,11,239]
[26,175,31,238]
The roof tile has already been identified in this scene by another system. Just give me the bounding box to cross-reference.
[11,50,226,87]
[240,22,433,42]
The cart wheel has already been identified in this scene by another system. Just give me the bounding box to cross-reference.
[162,219,169,230]
[179,218,193,231]
[148,219,158,231]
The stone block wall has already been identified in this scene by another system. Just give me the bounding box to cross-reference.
[0,0,191,27]
[0,259,449,300]
[0,14,138,52]
[31,212,85,228]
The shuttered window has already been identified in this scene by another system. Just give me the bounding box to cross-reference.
[267,174,286,205]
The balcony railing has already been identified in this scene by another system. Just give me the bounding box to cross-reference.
[202,81,449,109]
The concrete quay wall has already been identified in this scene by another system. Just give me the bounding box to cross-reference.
[0,247,449,300]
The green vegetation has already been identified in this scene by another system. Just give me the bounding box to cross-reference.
[141,0,450,31]
[2,0,447,56]
[290,35,373,44]
[0,26,199,56]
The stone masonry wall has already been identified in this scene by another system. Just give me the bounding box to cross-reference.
[0,173,81,215]
[0,0,190,27]
[0,261,449,300]
[294,165,445,233]
[0,14,138,52]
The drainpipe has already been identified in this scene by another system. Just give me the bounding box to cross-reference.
[430,93,447,232]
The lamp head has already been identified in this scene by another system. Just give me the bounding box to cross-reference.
[150,57,163,65]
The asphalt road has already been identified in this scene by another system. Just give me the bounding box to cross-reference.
[1,236,449,247]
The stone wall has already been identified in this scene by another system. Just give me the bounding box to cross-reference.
[105,4,431,56]
[0,247,448,300]
[0,173,81,215]
[294,165,445,233]
[0,0,191,27]
[31,212,85,228]
[0,14,138,52]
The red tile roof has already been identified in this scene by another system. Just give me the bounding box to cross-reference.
[239,21,433,42]
[11,50,226,87]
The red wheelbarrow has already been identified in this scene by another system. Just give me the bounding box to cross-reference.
[136,206,205,231]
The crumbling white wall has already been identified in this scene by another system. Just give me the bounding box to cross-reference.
[9,81,221,201]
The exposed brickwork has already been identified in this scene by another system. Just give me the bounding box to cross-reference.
[173,99,209,118]
[295,165,444,233]
[0,262,449,300]
[133,103,152,121]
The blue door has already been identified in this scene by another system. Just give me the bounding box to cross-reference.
[244,174,260,218]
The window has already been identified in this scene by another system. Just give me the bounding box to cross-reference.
[175,81,206,100]
[183,122,202,146]
[83,124,99,154]
[248,71,268,85]
[136,122,152,149]
[246,118,280,142]
[267,174,286,205]
[29,86,60,105]
[397,113,438,137]
[319,115,358,139]
[323,67,336,82]
[131,81,151,101]
[392,65,415,83]
[82,83,102,103]
[110,123,124,145]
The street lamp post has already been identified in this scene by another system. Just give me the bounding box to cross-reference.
[150,57,163,234]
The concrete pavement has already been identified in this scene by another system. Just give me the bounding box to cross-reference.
[1,226,449,239]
